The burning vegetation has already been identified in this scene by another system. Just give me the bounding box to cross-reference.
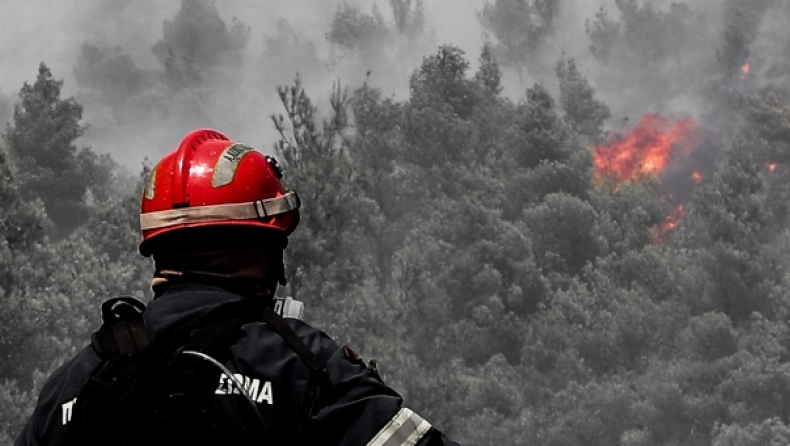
[593,114,700,183]
[654,204,688,242]
[593,114,704,240]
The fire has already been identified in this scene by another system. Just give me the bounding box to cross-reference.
[655,204,688,242]
[662,205,686,232]
[767,162,778,172]
[740,63,751,79]
[691,171,703,182]
[593,115,700,182]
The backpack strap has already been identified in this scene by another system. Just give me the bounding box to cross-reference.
[260,307,326,371]
[91,297,150,360]
[92,319,149,357]
[184,317,249,357]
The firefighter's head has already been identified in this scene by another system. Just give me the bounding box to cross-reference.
[139,129,300,299]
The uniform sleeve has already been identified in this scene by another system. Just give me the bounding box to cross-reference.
[306,347,460,446]
[13,347,100,446]
[13,420,38,446]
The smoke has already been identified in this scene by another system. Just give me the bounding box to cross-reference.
[1,0,789,169]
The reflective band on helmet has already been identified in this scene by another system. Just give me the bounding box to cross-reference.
[140,191,300,230]
[366,408,432,446]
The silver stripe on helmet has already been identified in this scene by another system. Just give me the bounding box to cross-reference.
[212,143,254,187]
[367,408,432,446]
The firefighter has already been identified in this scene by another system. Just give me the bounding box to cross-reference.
[15,129,460,445]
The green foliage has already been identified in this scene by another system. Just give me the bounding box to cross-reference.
[590,182,664,258]
[409,46,480,122]
[479,0,560,79]
[151,0,249,87]
[0,63,135,439]
[73,44,149,110]
[0,380,35,445]
[327,1,424,58]
[0,144,46,252]
[556,58,611,142]
[324,1,426,80]
[0,144,48,383]
[587,0,696,67]
[717,0,775,80]
[0,90,12,129]
[327,4,389,57]
[584,0,714,116]
[680,312,738,361]
[585,7,620,61]
[713,418,790,446]
[272,77,362,306]
[389,0,424,36]
[513,84,570,169]
[261,19,322,84]
[348,85,405,292]
[524,193,597,276]
[475,43,502,95]
[3,63,110,238]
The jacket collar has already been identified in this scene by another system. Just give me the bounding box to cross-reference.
[143,283,251,341]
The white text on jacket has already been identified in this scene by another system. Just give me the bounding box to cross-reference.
[215,373,273,405]
[61,397,77,425]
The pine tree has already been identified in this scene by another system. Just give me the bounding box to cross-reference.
[4,63,95,238]
[272,77,362,307]
[479,0,560,80]
[326,4,389,58]
[475,43,503,95]
[556,57,611,142]
[152,0,249,87]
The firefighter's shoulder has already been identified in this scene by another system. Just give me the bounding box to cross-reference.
[22,346,100,444]
[234,316,339,366]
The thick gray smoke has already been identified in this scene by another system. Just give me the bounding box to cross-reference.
[1,0,789,169]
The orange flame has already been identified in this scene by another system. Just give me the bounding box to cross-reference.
[740,63,751,79]
[767,162,778,172]
[691,171,703,182]
[593,115,700,183]
[662,205,686,232]
[655,204,688,242]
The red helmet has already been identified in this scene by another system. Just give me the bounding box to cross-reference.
[139,129,300,256]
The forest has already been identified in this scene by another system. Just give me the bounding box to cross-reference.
[3,0,790,444]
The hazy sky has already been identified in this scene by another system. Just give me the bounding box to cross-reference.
[0,0,614,93]
[1,0,785,168]
[1,0,523,165]
[2,1,488,92]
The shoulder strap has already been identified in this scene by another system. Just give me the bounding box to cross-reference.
[184,317,249,356]
[260,307,326,371]
[91,319,150,359]
[91,297,150,360]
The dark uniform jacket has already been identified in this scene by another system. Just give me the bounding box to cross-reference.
[14,284,460,446]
